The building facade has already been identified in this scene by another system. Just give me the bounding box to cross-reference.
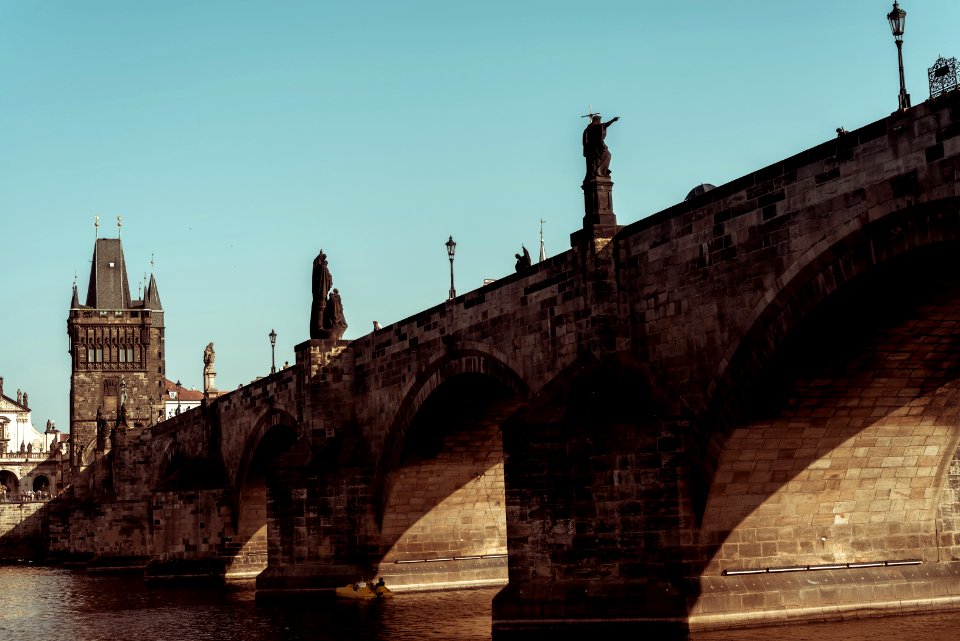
[0,379,49,454]
[67,235,166,471]
[162,379,203,419]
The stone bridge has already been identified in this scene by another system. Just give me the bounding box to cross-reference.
[50,91,960,635]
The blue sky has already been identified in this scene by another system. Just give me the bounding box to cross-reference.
[1,1,956,432]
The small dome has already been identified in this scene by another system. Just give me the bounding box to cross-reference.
[684,183,716,201]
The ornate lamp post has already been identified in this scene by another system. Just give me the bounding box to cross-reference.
[445,236,457,300]
[887,1,911,110]
[269,329,277,375]
[175,379,182,415]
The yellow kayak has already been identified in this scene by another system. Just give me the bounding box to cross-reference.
[335,583,394,599]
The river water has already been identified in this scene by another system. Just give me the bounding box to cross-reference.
[3,566,960,641]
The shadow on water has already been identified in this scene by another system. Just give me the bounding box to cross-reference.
[0,566,497,641]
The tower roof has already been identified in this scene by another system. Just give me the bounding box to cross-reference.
[85,238,131,310]
[144,273,162,310]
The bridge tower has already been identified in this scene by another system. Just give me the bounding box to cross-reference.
[67,231,166,471]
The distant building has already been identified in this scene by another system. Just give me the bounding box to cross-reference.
[162,379,203,419]
[0,381,60,500]
[67,232,166,469]
[0,381,46,454]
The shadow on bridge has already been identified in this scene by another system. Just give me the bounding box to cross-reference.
[373,372,522,589]
[696,240,960,575]
[0,499,49,561]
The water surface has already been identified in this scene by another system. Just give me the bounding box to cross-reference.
[3,566,960,640]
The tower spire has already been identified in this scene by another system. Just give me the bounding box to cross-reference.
[117,215,122,239]
[95,215,100,239]
[539,218,547,262]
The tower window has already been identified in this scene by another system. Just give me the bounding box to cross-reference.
[87,348,94,363]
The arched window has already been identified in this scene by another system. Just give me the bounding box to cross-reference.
[33,475,50,494]
[0,470,19,501]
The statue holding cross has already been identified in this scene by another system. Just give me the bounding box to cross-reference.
[581,109,620,180]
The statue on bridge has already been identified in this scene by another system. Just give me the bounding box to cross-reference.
[323,288,348,340]
[310,250,333,339]
[582,113,619,180]
[311,251,347,340]
[203,342,218,395]
[515,246,532,272]
[203,342,215,373]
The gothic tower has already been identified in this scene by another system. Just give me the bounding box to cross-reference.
[67,233,165,469]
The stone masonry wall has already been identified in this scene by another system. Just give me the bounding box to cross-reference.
[0,501,45,541]
[702,269,960,573]
[349,248,587,465]
[376,416,508,590]
[617,91,960,426]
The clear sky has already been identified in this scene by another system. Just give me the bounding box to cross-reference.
[1,1,956,433]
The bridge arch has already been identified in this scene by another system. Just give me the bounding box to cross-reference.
[374,347,528,517]
[232,408,301,497]
[372,348,528,589]
[697,198,960,574]
[0,469,19,497]
[222,408,300,578]
[704,198,960,479]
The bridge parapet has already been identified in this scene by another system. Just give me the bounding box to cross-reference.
[615,90,960,422]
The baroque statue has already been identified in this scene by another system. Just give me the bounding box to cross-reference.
[324,288,348,340]
[310,250,333,339]
[310,251,347,340]
[582,114,620,180]
[204,342,216,373]
[515,246,532,272]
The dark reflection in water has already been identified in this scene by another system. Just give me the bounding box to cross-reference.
[3,567,960,641]
[0,566,493,641]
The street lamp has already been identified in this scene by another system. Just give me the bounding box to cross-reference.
[887,1,911,110]
[446,235,457,300]
[175,379,182,415]
[269,329,277,374]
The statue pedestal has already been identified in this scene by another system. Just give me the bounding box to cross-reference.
[572,176,620,246]
[204,369,218,398]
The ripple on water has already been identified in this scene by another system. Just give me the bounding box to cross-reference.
[4,567,960,641]
[0,566,494,641]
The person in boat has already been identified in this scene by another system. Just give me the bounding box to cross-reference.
[375,577,385,589]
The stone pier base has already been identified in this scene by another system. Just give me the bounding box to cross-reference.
[491,562,960,638]
[375,556,507,592]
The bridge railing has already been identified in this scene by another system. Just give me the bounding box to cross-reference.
[0,490,53,503]
[0,451,57,462]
